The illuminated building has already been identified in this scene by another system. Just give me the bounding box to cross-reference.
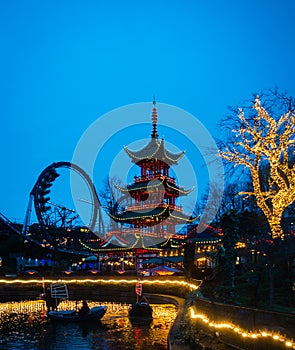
[110,99,196,238]
[80,100,197,273]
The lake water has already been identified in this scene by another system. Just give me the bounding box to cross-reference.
[0,300,177,350]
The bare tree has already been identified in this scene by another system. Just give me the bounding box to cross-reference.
[200,181,248,227]
[99,176,127,230]
[219,95,295,239]
[201,181,225,226]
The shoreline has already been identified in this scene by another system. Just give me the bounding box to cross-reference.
[0,276,196,350]
[3,277,293,349]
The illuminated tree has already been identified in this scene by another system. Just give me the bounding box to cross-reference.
[219,96,295,239]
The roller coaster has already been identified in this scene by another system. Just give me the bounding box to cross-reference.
[0,161,105,256]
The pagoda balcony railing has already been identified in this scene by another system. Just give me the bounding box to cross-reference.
[134,174,176,184]
[121,203,183,213]
[104,228,176,240]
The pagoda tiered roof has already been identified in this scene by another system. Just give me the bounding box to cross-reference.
[79,231,164,252]
[124,137,184,166]
[124,100,184,165]
[109,205,197,225]
[185,224,223,244]
[100,233,129,248]
[99,100,197,242]
[115,176,193,196]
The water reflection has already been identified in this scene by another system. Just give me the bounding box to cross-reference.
[0,300,177,350]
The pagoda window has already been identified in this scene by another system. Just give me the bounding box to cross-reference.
[162,167,168,176]
[155,165,160,175]
[141,167,146,178]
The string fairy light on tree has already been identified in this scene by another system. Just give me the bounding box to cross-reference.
[219,96,295,239]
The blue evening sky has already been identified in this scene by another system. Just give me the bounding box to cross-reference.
[1,0,295,226]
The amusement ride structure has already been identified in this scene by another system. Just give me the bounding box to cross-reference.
[0,101,196,258]
[22,161,103,234]
[0,162,104,256]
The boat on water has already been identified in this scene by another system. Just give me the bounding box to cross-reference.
[48,305,107,322]
[44,281,107,322]
[128,280,153,320]
[128,301,153,319]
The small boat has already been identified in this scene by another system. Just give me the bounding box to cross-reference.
[129,301,153,320]
[48,305,107,322]
[45,281,107,322]
[128,280,153,320]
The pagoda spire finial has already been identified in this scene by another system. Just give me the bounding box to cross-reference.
[151,96,158,139]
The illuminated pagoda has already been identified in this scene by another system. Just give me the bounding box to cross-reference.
[79,100,197,274]
[109,99,196,240]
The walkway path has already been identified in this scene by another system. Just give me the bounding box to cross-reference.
[167,296,192,350]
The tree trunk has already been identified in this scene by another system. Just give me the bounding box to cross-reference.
[269,215,283,239]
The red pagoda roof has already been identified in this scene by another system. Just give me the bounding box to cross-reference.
[115,177,193,196]
[124,137,184,166]
[124,101,185,166]
[100,233,129,248]
[109,205,197,225]
[79,233,163,252]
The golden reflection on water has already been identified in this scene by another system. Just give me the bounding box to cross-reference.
[0,300,177,350]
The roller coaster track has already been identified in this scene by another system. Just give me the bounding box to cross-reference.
[29,161,103,233]
[0,161,106,257]
[0,211,46,249]
[0,212,23,237]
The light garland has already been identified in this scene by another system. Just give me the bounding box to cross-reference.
[169,211,197,223]
[109,205,196,224]
[166,181,194,195]
[190,307,294,348]
[124,139,161,161]
[78,238,162,252]
[123,203,182,212]
[115,179,192,196]
[116,179,166,192]
[109,205,168,221]
[0,278,200,291]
